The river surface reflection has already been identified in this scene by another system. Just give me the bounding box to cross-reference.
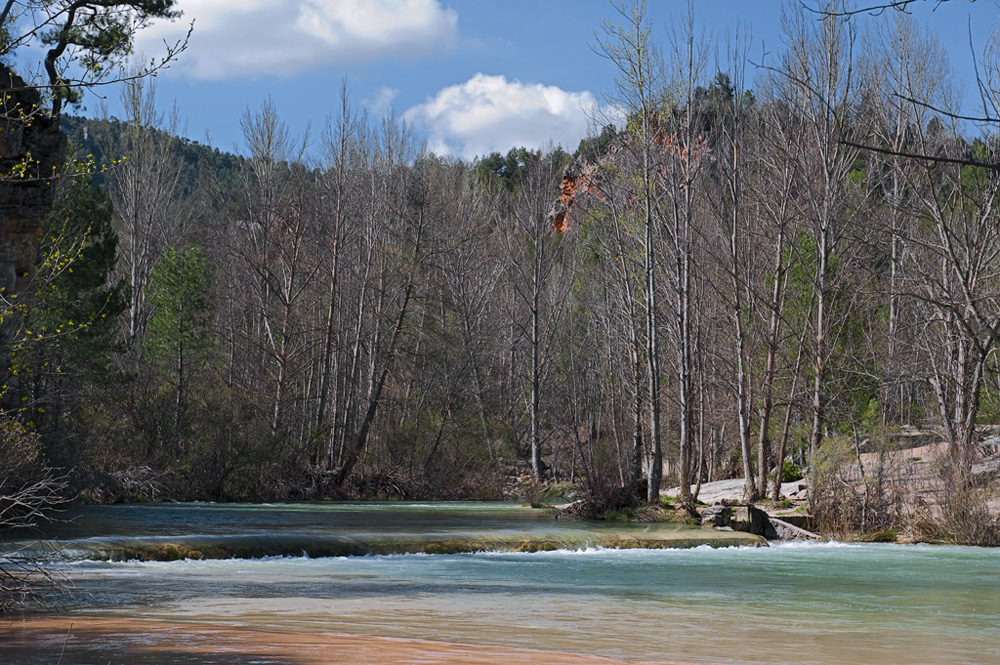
[3,502,999,664]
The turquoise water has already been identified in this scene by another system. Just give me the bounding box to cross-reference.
[7,501,758,559]
[4,503,1000,664]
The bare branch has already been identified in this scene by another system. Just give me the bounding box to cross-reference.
[801,0,956,18]
[839,138,1000,169]
[893,92,998,124]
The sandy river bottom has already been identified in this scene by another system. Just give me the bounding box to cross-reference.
[1,617,704,665]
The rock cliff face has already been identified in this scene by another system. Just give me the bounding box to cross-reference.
[0,65,67,291]
[548,159,604,234]
[549,156,608,233]
[547,129,708,235]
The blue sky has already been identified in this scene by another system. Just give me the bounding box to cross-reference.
[90,0,1000,161]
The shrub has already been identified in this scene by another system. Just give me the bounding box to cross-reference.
[0,414,67,613]
[809,435,907,538]
[781,460,803,483]
[935,462,1000,547]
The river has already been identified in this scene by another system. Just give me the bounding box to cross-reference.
[2,502,998,664]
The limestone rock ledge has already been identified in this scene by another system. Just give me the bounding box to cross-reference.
[0,65,67,291]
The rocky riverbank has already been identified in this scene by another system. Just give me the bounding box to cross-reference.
[665,432,1000,545]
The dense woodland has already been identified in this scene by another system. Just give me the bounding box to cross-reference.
[3,1,1000,546]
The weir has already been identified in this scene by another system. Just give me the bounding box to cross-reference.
[3,501,763,562]
[16,525,764,562]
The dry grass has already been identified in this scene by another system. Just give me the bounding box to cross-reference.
[810,431,1000,545]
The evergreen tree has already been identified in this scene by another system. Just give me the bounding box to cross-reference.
[143,244,213,452]
[4,174,125,459]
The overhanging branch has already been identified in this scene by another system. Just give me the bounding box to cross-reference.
[802,0,956,18]
[839,139,1000,170]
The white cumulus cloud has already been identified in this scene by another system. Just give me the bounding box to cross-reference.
[403,74,607,160]
[134,0,458,79]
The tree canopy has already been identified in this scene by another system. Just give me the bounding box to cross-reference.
[1,1,188,116]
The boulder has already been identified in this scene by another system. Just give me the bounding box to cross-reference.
[702,501,821,541]
[699,504,732,527]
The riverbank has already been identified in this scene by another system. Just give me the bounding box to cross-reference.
[0,617,702,665]
[660,436,1000,545]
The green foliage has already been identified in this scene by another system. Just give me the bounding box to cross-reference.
[779,227,885,435]
[603,506,638,522]
[134,243,216,460]
[1,174,125,446]
[38,174,125,373]
[692,71,752,134]
[40,2,179,56]
[699,71,735,105]
[144,244,214,367]
[474,146,543,193]
[977,355,1000,423]
[780,460,803,483]
[859,398,881,433]
[46,3,179,75]
[1,2,184,116]
[61,115,246,205]
[574,124,619,160]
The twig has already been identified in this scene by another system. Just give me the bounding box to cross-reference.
[56,622,72,665]
[838,139,1000,170]
[801,0,951,18]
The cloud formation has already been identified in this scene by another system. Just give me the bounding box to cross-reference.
[364,86,400,115]
[135,0,458,79]
[404,74,606,160]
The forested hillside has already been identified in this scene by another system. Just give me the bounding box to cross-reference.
[3,2,999,546]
